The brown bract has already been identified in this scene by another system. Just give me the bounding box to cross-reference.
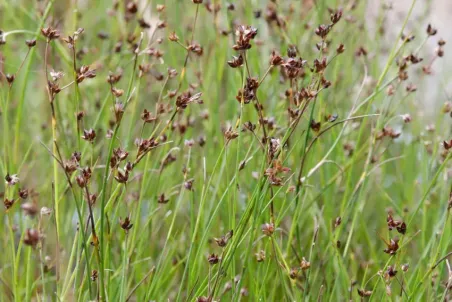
[233,25,258,51]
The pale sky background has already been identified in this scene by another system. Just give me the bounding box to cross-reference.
[367,0,452,113]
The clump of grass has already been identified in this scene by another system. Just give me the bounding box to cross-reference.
[0,0,451,301]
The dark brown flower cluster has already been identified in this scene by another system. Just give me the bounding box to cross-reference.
[214,230,233,247]
[443,139,452,150]
[233,25,258,51]
[24,229,41,247]
[64,152,81,175]
[207,253,219,265]
[62,28,84,49]
[357,289,372,297]
[227,54,244,68]
[314,9,342,39]
[282,56,307,79]
[119,216,133,233]
[235,77,259,104]
[41,26,60,40]
[114,162,133,184]
[387,214,406,235]
[135,137,159,159]
[264,159,290,186]
[81,128,96,143]
[176,91,203,109]
[383,237,399,255]
[376,126,401,140]
[110,147,129,168]
[261,222,274,236]
[76,65,97,83]
[76,167,92,188]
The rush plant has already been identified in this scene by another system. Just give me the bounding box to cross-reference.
[0,0,451,301]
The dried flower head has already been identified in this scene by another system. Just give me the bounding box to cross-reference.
[138,18,151,28]
[188,43,203,55]
[443,140,452,150]
[287,45,297,58]
[336,43,345,54]
[228,54,244,68]
[300,257,311,270]
[386,265,397,278]
[120,216,133,233]
[114,169,129,184]
[315,24,331,39]
[358,289,372,297]
[25,39,37,47]
[50,70,64,82]
[158,193,169,204]
[214,230,233,247]
[387,214,407,235]
[233,25,258,50]
[330,9,342,24]
[383,237,399,255]
[111,87,124,97]
[81,129,96,143]
[76,65,96,83]
[256,250,266,262]
[261,222,275,236]
[41,207,52,216]
[41,27,60,40]
[426,24,437,36]
[168,32,179,42]
[5,174,19,186]
[270,51,283,65]
[207,253,219,265]
[126,2,138,14]
[91,270,98,281]
[24,229,40,247]
[265,160,290,186]
[4,198,14,210]
[176,91,202,109]
[114,102,125,122]
[18,188,29,199]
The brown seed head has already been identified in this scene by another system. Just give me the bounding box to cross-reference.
[24,229,40,247]
[261,222,274,236]
[336,43,345,54]
[207,253,219,265]
[91,270,98,281]
[330,9,342,24]
[158,193,169,204]
[18,188,29,199]
[168,32,179,42]
[25,39,36,48]
[300,257,311,270]
[41,27,60,40]
[383,238,399,255]
[81,129,96,143]
[4,198,14,210]
[120,216,133,233]
[227,54,244,68]
[138,18,151,28]
[233,25,258,51]
[270,51,283,65]
[358,289,372,297]
[427,24,437,36]
[126,2,138,14]
[315,24,331,39]
[214,230,233,247]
